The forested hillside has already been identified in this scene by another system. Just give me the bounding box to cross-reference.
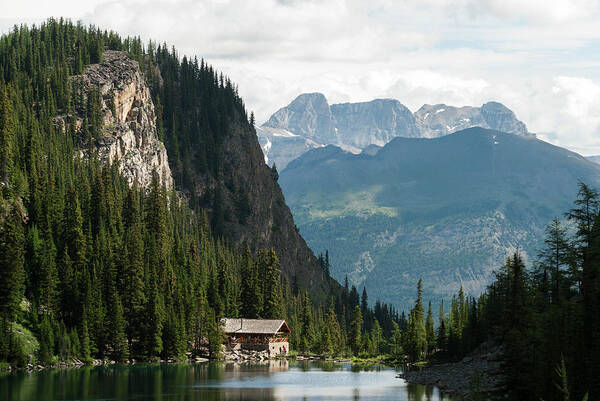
[0,19,402,367]
[140,41,328,293]
[400,183,600,401]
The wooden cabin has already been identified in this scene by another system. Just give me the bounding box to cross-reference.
[222,318,291,356]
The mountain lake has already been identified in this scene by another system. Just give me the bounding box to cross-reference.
[0,360,455,401]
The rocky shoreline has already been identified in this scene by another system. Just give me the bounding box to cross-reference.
[398,341,505,401]
[4,350,287,373]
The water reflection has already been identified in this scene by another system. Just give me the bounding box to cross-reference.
[0,360,454,401]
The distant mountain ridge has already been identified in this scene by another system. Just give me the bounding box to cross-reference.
[414,102,529,138]
[259,92,531,169]
[279,128,600,311]
[588,155,600,164]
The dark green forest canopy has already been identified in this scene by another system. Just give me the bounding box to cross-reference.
[414,182,600,401]
[0,19,401,366]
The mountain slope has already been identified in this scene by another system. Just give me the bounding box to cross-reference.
[256,125,322,168]
[143,53,332,294]
[279,128,600,310]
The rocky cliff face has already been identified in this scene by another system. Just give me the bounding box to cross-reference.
[415,102,530,138]
[480,101,529,136]
[64,51,173,189]
[414,104,488,138]
[61,52,331,294]
[263,93,337,144]
[187,115,331,294]
[330,99,420,148]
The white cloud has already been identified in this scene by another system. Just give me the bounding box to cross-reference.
[1,0,600,155]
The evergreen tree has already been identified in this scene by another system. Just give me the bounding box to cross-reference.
[425,301,435,355]
[122,187,145,350]
[0,201,25,341]
[240,246,261,318]
[300,292,314,353]
[259,248,282,319]
[390,321,403,358]
[206,309,224,359]
[350,305,362,356]
[143,269,164,360]
[324,304,343,355]
[405,279,427,362]
[0,84,15,194]
[537,218,571,304]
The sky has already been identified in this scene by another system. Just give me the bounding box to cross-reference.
[1,0,600,155]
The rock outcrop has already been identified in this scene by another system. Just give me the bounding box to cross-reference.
[63,51,173,189]
[399,341,505,400]
[263,93,337,143]
[331,99,420,148]
[57,52,332,296]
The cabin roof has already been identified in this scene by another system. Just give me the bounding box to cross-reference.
[221,318,291,335]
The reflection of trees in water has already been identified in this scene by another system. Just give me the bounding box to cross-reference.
[350,363,382,373]
[219,387,276,400]
[317,361,340,372]
[223,359,289,379]
[406,383,429,401]
[1,362,450,401]
[406,382,453,401]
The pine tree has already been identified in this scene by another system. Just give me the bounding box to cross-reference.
[370,320,383,355]
[122,187,145,350]
[350,305,362,356]
[361,286,370,331]
[0,201,25,331]
[240,246,261,318]
[206,308,224,359]
[37,314,54,364]
[39,230,58,314]
[537,218,571,303]
[426,301,435,355]
[144,268,164,360]
[260,248,282,319]
[64,185,86,273]
[503,252,533,399]
[390,321,403,358]
[300,292,313,353]
[438,299,447,353]
[79,310,92,362]
[107,273,129,362]
[405,279,427,362]
[0,84,15,195]
[324,305,343,355]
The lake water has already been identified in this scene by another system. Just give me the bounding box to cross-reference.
[0,360,454,401]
